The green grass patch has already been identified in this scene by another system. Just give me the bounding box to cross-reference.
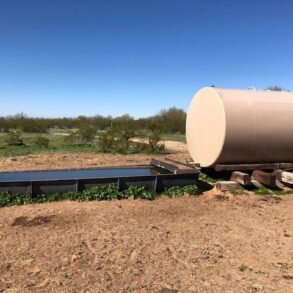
[0,130,170,157]
[161,133,186,142]
[0,183,200,208]
[198,172,218,184]
[229,189,249,195]
[164,184,199,197]
[0,132,100,157]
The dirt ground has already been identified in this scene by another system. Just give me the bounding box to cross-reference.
[0,150,189,172]
[0,194,293,293]
[1,146,293,292]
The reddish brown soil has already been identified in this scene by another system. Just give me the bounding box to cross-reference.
[0,152,190,172]
[1,194,293,292]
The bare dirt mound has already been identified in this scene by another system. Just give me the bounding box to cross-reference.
[1,195,293,292]
[0,152,189,172]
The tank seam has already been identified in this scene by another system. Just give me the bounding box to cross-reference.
[211,89,226,166]
[246,91,257,153]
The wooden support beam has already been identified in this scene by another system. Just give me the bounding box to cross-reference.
[216,181,243,192]
[251,179,263,188]
[252,170,277,186]
[230,171,251,186]
[276,171,293,185]
[215,162,293,172]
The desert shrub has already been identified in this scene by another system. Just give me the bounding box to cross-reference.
[97,121,165,154]
[111,123,136,152]
[146,133,165,152]
[153,107,186,133]
[77,123,96,143]
[33,135,49,148]
[19,120,48,133]
[5,130,24,146]
[148,132,162,150]
[97,127,136,154]
[145,122,165,152]
[63,132,80,145]
[98,131,116,152]
[0,106,188,135]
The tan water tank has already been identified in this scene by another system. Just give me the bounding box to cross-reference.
[186,87,293,167]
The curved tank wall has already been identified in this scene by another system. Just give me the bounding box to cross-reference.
[186,87,293,167]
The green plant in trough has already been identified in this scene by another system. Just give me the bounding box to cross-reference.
[123,185,156,200]
[0,183,201,208]
[78,184,121,201]
[0,192,32,207]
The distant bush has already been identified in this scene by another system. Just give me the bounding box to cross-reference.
[97,121,165,154]
[97,123,136,153]
[267,86,284,91]
[98,132,116,152]
[79,126,96,142]
[153,107,186,134]
[63,132,80,146]
[33,135,49,148]
[77,121,97,143]
[19,121,48,133]
[5,130,24,146]
[0,106,187,136]
[145,122,165,152]
[62,121,97,146]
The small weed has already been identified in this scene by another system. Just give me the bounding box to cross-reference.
[283,189,293,195]
[229,189,248,195]
[182,184,199,195]
[198,172,218,184]
[164,184,199,197]
[239,264,249,272]
[77,184,121,201]
[123,185,156,200]
[254,187,273,196]
[164,186,182,197]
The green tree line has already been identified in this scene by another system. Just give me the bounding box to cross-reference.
[0,107,186,134]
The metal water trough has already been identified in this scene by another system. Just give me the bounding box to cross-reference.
[0,164,198,195]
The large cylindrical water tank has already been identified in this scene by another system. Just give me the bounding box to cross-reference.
[186,87,293,167]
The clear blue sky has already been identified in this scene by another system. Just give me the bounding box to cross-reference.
[1,0,293,118]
